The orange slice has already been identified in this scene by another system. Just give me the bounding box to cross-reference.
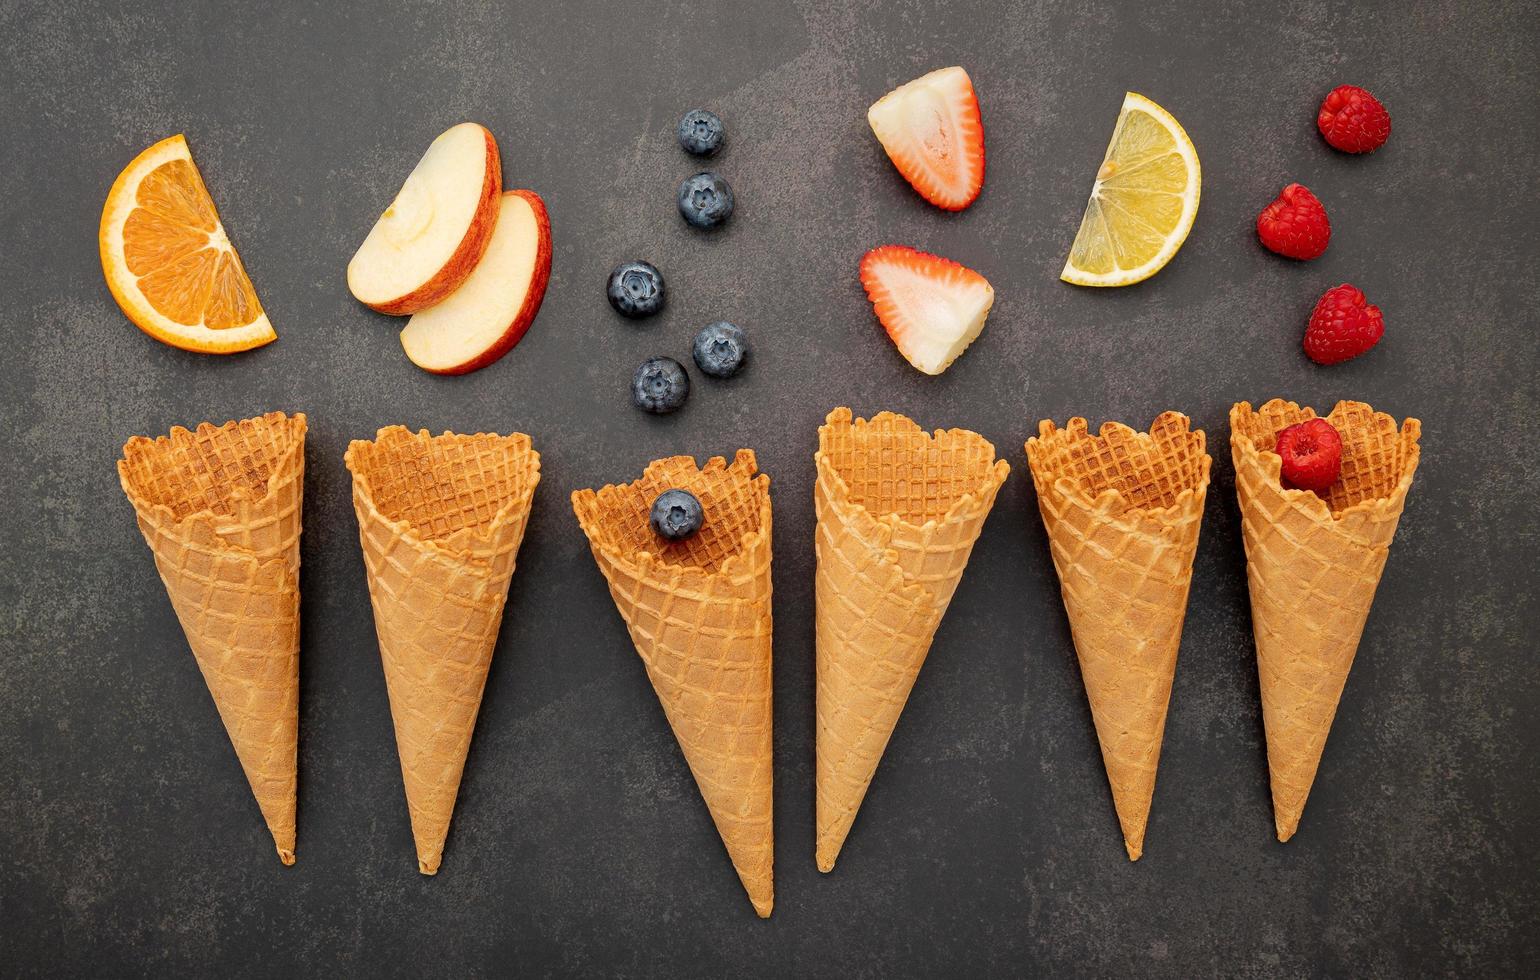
[100,135,275,353]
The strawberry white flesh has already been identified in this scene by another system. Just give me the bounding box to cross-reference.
[860,245,994,375]
[867,66,985,211]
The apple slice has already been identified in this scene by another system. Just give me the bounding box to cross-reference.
[348,122,501,315]
[400,190,553,374]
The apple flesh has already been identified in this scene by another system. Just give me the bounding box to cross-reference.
[348,122,501,315]
[400,190,552,375]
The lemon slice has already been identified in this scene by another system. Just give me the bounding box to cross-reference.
[100,135,275,353]
[1060,93,1200,287]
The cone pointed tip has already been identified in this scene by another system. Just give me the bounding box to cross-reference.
[752,899,773,919]
[418,858,440,876]
[816,827,848,873]
[1274,806,1300,842]
[1124,841,1143,862]
[276,847,295,866]
[816,844,838,873]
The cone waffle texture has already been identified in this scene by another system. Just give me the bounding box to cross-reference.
[1231,399,1421,842]
[345,426,540,874]
[814,408,1009,872]
[117,411,307,865]
[1026,413,1211,860]
[571,451,774,918]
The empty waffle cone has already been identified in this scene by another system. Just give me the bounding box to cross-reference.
[345,426,540,875]
[117,411,307,865]
[814,407,1009,873]
[1231,399,1421,842]
[571,451,774,918]
[1026,413,1211,861]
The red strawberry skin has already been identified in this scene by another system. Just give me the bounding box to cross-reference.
[1318,85,1391,153]
[867,67,986,211]
[1257,183,1331,260]
[859,244,994,375]
[1274,419,1344,492]
[1304,284,1385,365]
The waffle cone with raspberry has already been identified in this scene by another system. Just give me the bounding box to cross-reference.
[572,451,774,917]
[345,426,540,874]
[1231,399,1421,841]
[814,408,1009,872]
[1025,413,1211,860]
[117,411,307,865]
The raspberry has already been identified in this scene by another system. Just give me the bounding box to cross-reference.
[1257,183,1331,260]
[1274,419,1343,492]
[1304,284,1384,365]
[1318,85,1391,153]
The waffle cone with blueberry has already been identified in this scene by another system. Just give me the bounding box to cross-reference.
[117,411,307,865]
[1231,399,1421,842]
[814,408,1009,872]
[1025,413,1211,861]
[345,426,540,875]
[571,450,775,917]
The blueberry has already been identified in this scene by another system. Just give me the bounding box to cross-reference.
[650,489,704,541]
[631,356,690,414]
[692,321,749,378]
[608,261,665,318]
[677,171,734,229]
[677,109,725,156]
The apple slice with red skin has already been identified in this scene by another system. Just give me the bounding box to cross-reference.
[400,189,553,375]
[348,122,502,315]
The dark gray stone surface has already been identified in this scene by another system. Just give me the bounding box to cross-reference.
[3,0,1536,975]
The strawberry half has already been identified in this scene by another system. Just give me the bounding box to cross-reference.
[867,66,985,211]
[860,245,995,375]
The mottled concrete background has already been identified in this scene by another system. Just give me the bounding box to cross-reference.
[2,0,1536,976]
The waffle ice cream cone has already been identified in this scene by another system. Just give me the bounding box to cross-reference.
[1231,399,1421,842]
[814,408,1009,873]
[572,451,774,918]
[345,426,540,875]
[1026,413,1211,860]
[117,411,307,865]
